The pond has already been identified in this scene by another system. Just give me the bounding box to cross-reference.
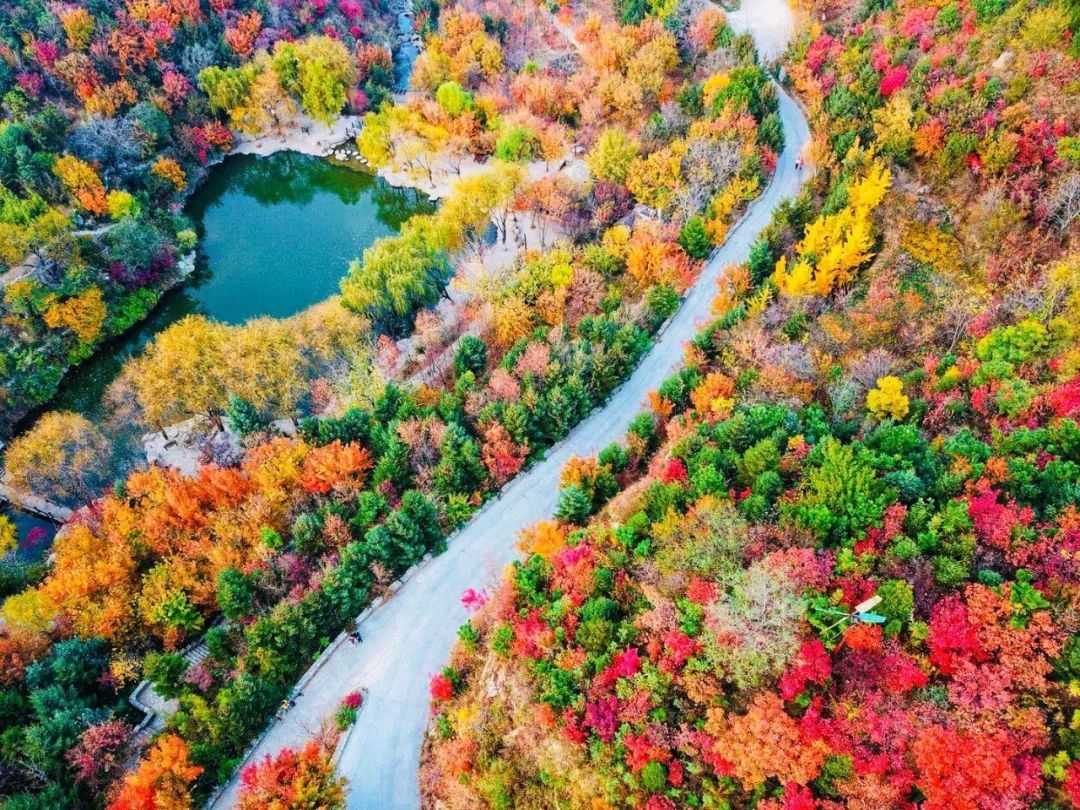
[50,151,436,420]
[1,504,56,563]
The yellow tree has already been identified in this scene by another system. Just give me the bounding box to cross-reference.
[292,36,356,125]
[151,158,187,192]
[53,154,108,216]
[42,285,107,343]
[587,128,640,185]
[442,163,524,249]
[127,315,231,430]
[626,143,685,212]
[0,208,70,267]
[227,318,306,419]
[58,6,94,49]
[234,67,298,134]
[2,411,111,505]
[773,160,891,297]
[872,94,914,162]
[0,516,15,557]
[1,590,57,633]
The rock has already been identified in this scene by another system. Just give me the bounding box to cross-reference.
[177,251,196,277]
[991,50,1014,72]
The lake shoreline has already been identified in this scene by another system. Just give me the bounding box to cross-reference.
[1,0,424,441]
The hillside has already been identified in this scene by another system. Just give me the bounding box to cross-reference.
[420,0,1080,807]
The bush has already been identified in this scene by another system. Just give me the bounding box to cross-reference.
[640,761,667,793]
[494,127,538,162]
[227,395,266,436]
[645,284,680,327]
[217,568,255,620]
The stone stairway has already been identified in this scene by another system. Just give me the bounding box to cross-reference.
[124,620,221,767]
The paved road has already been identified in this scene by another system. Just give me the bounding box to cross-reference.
[211,80,810,810]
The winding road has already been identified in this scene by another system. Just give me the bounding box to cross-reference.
[211,18,810,810]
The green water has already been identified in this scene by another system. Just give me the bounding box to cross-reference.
[52,151,435,419]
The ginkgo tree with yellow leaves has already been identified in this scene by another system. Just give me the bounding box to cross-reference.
[773,158,891,297]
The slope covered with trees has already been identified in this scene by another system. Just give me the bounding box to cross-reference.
[420,0,1080,807]
[0,0,782,804]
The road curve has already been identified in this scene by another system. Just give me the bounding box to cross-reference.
[212,81,810,810]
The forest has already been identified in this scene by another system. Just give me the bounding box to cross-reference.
[0,0,1076,803]
[0,0,782,801]
[420,0,1080,808]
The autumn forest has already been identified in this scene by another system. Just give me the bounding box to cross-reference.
[0,0,1077,806]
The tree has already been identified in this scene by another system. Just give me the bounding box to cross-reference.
[441,164,523,247]
[453,335,488,377]
[434,424,486,498]
[710,693,828,791]
[226,318,307,420]
[67,720,132,788]
[0,207,71,267]
[199,63,259,118]
[2,411,111,505]
[435,81,474,116]
[494,126,539,163]
[1,590,57,633]
[224,11,262,58]
[53,154,107,215]
[42,286,107,344]
[232,67,298,135]
[237,740,345,810]
[678,216,711,260]
[126,315,230,429]
[866,375,909,420]
[68,117,141,182]
[106,217,166,271]
[217,568,255,620]
[912,725,1031,810]
[626,145,683,212]
[480,422,527,487]
[556,485,592,524]
[26,637,110,695]
[58,6,94,50]
[109,734,202,810]
[300,441,374,496]
[291,37,356,125]
[587,128,640,185]
[340,222,452,335]
[227,395,266,436]
[0,515,16,558]
[785,439,892,547]
[144,652,189,700]
[773,161,891,297]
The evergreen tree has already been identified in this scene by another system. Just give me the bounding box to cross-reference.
[678,216,712,260]
[227,394,265,436]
